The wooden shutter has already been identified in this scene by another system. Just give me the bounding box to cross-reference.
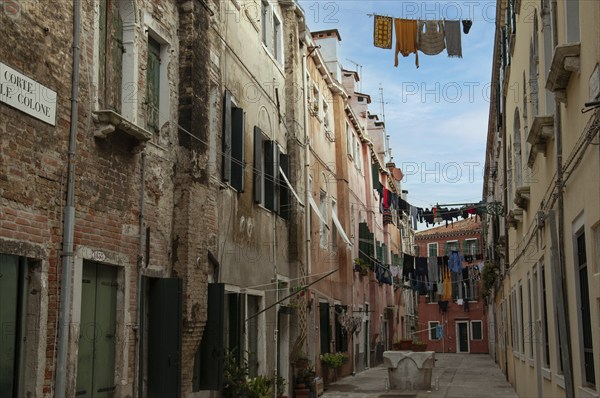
[253,127,264,204]
[108,4,123,112]
[231,107,245,192]
[371,163,380,190]
[264,140,279,212]
[222,91,232,182]
[194,283,224,391]
[279,153,290,220]
[147,37,161,132]
[98,0,107,109]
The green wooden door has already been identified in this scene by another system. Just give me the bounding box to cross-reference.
[0,254,19,396]
[76,261,117,397]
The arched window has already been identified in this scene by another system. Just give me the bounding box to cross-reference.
[507,137,514,209]
[513,108,522,188]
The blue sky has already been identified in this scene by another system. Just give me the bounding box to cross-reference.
[299,0,496,217]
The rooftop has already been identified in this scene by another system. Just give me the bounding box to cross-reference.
[415,217,482,238]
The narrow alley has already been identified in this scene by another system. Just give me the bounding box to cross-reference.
[322,354,518,398]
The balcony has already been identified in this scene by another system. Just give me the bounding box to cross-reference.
[514,185,530,210]
[527,115,554,167]
[93,110,152,150]
[507,208,523,229]
[545,43,581,103]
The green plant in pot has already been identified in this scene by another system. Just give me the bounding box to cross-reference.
[411,340,428,352]
[353,258,370,276]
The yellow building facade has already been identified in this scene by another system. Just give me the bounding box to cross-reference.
[484,0,600,397]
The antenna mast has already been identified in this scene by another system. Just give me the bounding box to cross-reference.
[345,58,363,91]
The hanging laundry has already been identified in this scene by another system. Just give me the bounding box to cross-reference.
[427,256,438,282]
[449,250,463,272]
[444,20,462,58]
[394,18,419,68]
[383,207,393,225]
[374,15,394,49]
[417,20,446,55]
[438,300,449,313]
[436,324,444,339]
[410,206,418,230]
[462,19,473,34]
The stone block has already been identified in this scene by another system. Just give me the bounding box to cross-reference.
[383,351,435,390]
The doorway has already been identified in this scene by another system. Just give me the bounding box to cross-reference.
[456,321,470,353]
[76,261,118,397]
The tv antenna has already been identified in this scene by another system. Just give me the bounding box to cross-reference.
[345,58,363,91]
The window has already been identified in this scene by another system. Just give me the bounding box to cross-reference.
[319,190,328,248]
[261,0,269,46]
[313,85,320,114]
[146,36,161,132]
[429,321,440,340]
[273,13,282,63]
[462,239,479,255]
[444,240,459,255]
[334,305,348,352]
[565,0,580,43]
[541,264,550,367]
[253,128,288,216]
[519,283,525,354]
[346,122,352,156]
[471,321,483,340]
[576,231,595,386]
[222,90,245,192]
[594,225,600,274]
[322,100,329,128]
[356,140,362,172]
[427,243,438,257]
[98,0,123,112]
[331,199,338,251]
[527,274,533,359]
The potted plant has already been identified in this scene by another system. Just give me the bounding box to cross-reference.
[393,339,413,350]
[411,340,428,352]
[320,352,348,383]
[353,258,370,277]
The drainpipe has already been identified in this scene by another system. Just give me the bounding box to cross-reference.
[134,151,146,398]
[55,1,81,396]
[501,88,509,380]
[302,51,312,357]
[273,214,279,398]
[550,0,574,395]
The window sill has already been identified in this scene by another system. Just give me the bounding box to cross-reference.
[541,367,552,381]
[577,386,599,398]
[261,43,284,77]
[93,110,153,147]
[555,373,565,389]
[528,358,534,367]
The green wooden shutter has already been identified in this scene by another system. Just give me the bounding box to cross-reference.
[371,163,380,190]
[263,140,279,212]
[279,153,290,220]
[0,255,19,396]
[108,4,123,112]
[147,37,161,132]
[98,0,107,109]
[231,107,245,192]
[253,127,264,204]
[222,91,232,182]
[194,283,224,391]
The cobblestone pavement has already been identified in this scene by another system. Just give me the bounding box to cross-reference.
[321,353,519,398]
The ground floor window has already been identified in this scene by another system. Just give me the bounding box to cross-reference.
[471,320,483,340]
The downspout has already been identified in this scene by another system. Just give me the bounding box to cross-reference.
[501,89,509,381]
[302,51,312,355]
[273,215,279,398]
[55,0,81,396]
[550,0,574,395]
[134,151,146,398]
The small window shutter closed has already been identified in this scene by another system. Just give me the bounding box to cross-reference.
[231,107,245,192]
[147,37,161,132]
[222,91,232,182]
[371,163,380,190]
[264,140,279,212]
[279,153,290,220]
[98,0,107,109]
[253,127,263,204]
[108,4,123,113]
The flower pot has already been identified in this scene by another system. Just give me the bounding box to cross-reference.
[411,343,428,352]
[398,340,413,350]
